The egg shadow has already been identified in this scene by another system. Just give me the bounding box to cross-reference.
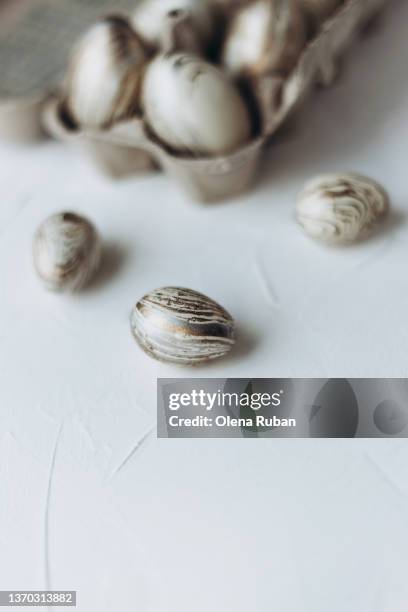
[186,325,260,371]
[85,241,129,292]
[367,208,406,243]
[221,325,261,367]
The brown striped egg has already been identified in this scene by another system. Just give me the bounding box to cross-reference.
[130,287,235,365]
[64,16,148,130]
[222,0,306,78]
[33,212,101,291]
[296,173,390,245]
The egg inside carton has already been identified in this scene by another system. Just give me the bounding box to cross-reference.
[42,0,388,202]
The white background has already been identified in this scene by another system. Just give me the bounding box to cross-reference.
[0,1,408,610]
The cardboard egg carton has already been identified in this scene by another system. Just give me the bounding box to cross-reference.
[0,0,390,201]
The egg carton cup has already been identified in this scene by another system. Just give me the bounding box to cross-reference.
[42,96,264,201]
[0,95,46,142]
[6,0,390,200]
[43,0,389,201]
[43,103,156,178]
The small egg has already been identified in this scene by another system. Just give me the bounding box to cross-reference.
[132,0,215,52]
[130,287,235,365]
[296,173,390,244]
[64,16,147,129]
[142,53,252,156]
[33,212,101,292]
[222,0,306,78]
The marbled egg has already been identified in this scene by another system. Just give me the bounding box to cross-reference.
[132,0,215,52]
[33,212,101,291]
[142,53,252,156]
[64,16,148,129]
[296,173,390,244]
[222,0,306,78]
[130,287,235,365]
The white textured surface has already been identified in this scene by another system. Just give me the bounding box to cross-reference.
[1,3,408,610]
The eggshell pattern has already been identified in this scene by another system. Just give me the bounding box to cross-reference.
[65,16,147,129]
[141,53,252,156]
[130,287,235,365]
[33,212,101,292]
[222,0,306,77]
[296,173,389,244]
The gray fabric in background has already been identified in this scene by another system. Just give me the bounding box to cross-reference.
[0,0,138,98]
